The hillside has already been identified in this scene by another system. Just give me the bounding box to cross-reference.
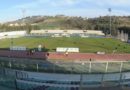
[1,15,130,35]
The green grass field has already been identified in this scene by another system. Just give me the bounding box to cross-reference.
[0,37,130,53]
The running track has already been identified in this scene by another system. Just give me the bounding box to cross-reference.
[0,50,130,61]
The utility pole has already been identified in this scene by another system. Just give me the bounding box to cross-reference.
[108,8,112,36]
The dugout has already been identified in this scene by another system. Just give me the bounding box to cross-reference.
[117,26,130,42]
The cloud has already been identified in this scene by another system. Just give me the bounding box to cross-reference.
[106,0,130,6]
[55,7,130,18]
[50,0,78,7]
[13,0,130,12]
[1,0,130,22]
[14,0,44,9]
[14,0,79,9]
[83,0,130,7]
[11,0,130,17]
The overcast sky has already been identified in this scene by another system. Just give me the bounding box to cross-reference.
[0,0,130,22]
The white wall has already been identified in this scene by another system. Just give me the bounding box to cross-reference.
[0,31,26,39]
[56,47,79,53]
[10,46,26,51]
[31,30,105,36]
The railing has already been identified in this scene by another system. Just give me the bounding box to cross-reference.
[0,57,130,74]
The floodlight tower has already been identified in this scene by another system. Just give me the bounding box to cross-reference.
[108,8,112,36]
[22,9,26,24]
[11,38,13,47]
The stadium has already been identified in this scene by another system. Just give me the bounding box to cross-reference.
[0,30,130,90]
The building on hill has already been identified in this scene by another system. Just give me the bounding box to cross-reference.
[117,27,130,42]
[30,30,105,38]
[8,23,26,27]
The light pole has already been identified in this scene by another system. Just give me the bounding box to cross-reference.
[108,8,112,36]
[11,38,13,47]
[36,63,39,72]
[79,62,85,90]
[22,9,26,24]
[21,8,26,31]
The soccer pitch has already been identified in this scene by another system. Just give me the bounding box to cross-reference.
[0,37,130,53]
